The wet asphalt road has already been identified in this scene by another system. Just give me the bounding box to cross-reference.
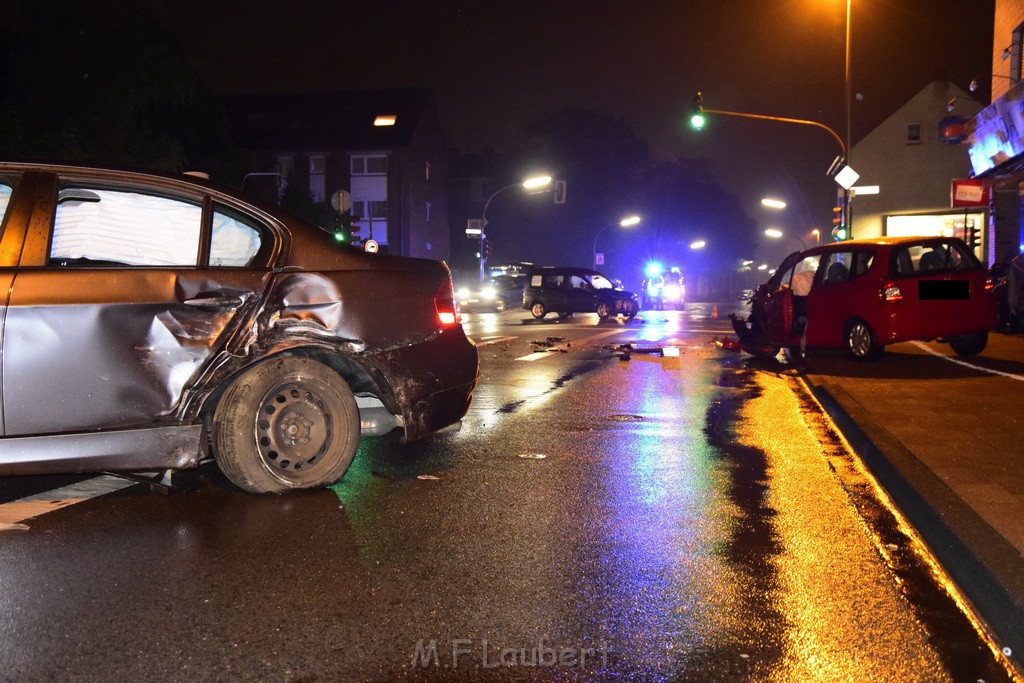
[0,305,1015,681]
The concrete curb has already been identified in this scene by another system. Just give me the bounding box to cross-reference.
[801,374,1024,672]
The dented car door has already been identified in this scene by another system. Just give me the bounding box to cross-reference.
[2,178,272,435]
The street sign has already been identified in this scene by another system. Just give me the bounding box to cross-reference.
[466,218,484,237]
[595,252,605,266]
[951,179,990,207]
[364,239,379,253]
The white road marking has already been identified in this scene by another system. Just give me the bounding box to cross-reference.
[911,341,1024,382]
[0,475,137,526]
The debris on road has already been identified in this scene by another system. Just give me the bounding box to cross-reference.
[530,337,571,353]
[605,342,681,360]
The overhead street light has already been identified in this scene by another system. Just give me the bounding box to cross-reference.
[764,228,806,250]
[478,174,553,281]
[522,175,553,190]
[593,214,641,269]
[760,198,787,210]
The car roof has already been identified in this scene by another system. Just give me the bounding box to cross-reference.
[815,235,965,249]
[527,266,604,276]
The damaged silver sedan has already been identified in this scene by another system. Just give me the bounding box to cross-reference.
[0,162,478,493]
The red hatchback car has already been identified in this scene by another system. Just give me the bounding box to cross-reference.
[732,236,998,360]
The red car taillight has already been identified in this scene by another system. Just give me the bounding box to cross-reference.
[435,279,459,326]
[880,281,903,302]
[984,276,994,291]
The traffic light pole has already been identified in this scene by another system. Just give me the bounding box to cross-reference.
[695,104,850,238]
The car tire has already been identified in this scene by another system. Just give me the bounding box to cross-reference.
[495,298,507,313]
[844,319,884,361]
[557,311,573,319]
[596,302,610,319]
[949,332,988,356]
[531,302,547,319]
[623,301,639,320]
[212,356,361,493]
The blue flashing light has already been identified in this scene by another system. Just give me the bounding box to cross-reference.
[644,262,664,278]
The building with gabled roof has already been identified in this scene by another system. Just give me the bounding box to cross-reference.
[850,81,985,260]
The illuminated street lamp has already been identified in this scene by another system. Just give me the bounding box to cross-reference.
[593,215,641,269]
[760,198,787,210]
[479,174,553,281]
[690,240,707,250]
[764,228,806,250]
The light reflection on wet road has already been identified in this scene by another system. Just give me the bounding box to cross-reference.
[0,309,1013,680]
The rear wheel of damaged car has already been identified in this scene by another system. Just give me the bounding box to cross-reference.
[530,301,547,319]
[844,318,884,361]
[949,332,988,356]
[213,356,361,493]
[596,302,610,319]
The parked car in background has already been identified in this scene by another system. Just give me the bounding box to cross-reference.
[0,161,478,493]
[456,274,526,312]
[730,236,997,360]
[522,266,639,320]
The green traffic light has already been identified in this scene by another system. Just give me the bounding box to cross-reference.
[334,231,346,242]
[690,113,706,130]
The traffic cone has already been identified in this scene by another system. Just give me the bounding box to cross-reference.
[711,304,718,320]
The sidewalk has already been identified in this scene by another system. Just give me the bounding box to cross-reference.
[798,332,1024,671]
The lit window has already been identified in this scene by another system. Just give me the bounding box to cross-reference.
[374,115,396,127]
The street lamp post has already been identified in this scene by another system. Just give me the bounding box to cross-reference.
[764,228,806,250]
[593,215,641,270]
[479,175,552,281]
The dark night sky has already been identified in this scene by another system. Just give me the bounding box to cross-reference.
[162,0,993,229]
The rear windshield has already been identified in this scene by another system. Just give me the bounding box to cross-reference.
[891,241,980,277]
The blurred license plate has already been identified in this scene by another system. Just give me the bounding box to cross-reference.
[918,280,969,300]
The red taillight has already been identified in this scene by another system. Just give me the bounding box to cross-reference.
[984,276,994,291]
[880,281,902,302]
[435,279,459,326]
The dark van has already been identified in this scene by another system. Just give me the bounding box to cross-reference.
[521,266,639,320]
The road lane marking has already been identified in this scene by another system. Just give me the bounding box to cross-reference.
[911,341,1024,381]
[0,475,136,526]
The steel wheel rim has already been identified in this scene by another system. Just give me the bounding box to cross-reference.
[255,379,334,480]
[532,303,545,317]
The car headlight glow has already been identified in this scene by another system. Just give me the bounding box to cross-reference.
[481,287,497,300]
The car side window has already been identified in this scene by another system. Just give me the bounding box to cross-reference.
[821,253,851,286]
[568,275,590,290]
[543,275,564,288]
[51,187,201,267]
[211,204,263,267]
